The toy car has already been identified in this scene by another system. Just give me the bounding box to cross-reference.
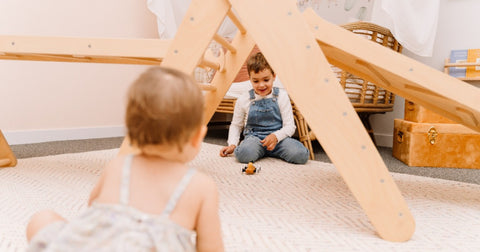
[242,162,260,175]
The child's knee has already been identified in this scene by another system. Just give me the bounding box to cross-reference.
[297,149,310,164]
[288,148,309,164]
[234,146,263,163]
[276,138,309,164]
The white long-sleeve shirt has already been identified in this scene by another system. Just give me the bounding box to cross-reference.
[227,88,296,146]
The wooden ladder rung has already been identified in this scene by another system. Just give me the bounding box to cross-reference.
[199,58,221,71]
[227,10,247,34]
[213,34,237,53]
[198,47,226,72]
[198,83,217,91]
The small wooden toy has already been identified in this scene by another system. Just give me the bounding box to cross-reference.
[242,162,260,175]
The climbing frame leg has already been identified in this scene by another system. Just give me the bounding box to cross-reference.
[230,0,414,241]
[0,130,17,168]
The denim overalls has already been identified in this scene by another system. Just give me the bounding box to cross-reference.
[234,87,309,164]
[243,87,282,140]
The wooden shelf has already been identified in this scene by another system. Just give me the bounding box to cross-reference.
[457,77,480,81]
[444,58,480,81]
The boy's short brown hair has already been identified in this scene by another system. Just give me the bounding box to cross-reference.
[247,52,275,76]
[126,67,204,151]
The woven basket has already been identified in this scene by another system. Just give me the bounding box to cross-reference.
[336,21,402,112]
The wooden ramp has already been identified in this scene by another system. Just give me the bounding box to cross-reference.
[303,9,480,131]
[3,0,480,242]
[227,0,414,241]
[0,36,170,65]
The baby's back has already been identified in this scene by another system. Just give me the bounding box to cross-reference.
[29,154,215,251]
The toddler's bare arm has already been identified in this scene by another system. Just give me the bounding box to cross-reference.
[195,176,224,252]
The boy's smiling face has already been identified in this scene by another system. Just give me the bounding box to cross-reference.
[250,69,276,97]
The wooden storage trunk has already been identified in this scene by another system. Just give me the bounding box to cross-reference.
[392,119,480,169]
[404,100,455,123]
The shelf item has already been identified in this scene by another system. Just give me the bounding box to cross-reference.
[448,50,468,78]
[444,49,480,81]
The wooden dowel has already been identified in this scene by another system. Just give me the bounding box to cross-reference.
[198,83,217,91]
[213,34,237,53]
[227,10,247,34]
[199,58,220,71]
[444,58,449,74]
[444,62,480,67]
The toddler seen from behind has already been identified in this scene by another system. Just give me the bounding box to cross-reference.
[26,67,224,252]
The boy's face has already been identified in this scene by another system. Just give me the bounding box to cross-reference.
[250,69,276,97]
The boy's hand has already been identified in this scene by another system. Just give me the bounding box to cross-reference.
[220,145,236,157]
[261,134,278,151]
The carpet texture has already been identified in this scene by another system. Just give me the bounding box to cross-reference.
[1,142,479,251]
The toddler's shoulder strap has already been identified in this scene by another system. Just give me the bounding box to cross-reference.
[119,154,134,205]
[272,87,279,97]
[161,167,196,215]
[248,89,255,100]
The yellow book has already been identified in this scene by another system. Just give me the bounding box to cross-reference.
[466,49,480,78]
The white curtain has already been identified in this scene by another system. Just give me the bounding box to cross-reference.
[147,0,237,39]
[378,0,440,57]
[147,0,440,56]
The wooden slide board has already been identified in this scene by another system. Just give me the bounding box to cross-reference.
[0,35,170,65]
[303,9,480,132]
[229,0,414,242]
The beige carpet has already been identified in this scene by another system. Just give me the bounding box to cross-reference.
[1,142,479,251]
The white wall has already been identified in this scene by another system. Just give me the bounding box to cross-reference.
[369,0,480,147]
[0,0,158,144]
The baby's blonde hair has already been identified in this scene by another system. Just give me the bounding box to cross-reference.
[126,67,204,152]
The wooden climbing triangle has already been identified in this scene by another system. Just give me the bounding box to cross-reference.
[2,0,480,242]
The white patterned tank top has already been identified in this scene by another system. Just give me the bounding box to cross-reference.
[27,154,197,252]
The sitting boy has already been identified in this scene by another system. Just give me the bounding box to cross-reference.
[219,52,309,164]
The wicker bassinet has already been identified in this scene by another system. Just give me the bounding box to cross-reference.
[337,22,402,111]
